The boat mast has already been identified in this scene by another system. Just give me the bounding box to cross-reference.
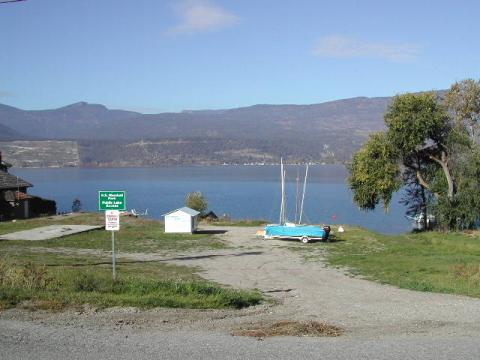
[283,167,287,224]
[279,158,289,225]
[295,168,300,223]
[279,158,284,224]
[299,163,309,224]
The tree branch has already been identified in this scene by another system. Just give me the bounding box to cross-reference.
[428,154,443,165]
[416,170,430,189]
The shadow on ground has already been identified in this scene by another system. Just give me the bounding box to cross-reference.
[44,251,265,267]
[195,229,228,235]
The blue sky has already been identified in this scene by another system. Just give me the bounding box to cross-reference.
[1,0,479,112]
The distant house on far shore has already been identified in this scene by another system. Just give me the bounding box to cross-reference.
[204,211,218,221]
[0,151,56,221]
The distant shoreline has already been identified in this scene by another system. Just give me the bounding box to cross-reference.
[10,163,348,170]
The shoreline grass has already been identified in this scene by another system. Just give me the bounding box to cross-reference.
[324,226,480,298]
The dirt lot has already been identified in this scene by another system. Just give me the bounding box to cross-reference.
[2,225,480,339]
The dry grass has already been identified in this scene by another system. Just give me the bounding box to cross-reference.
[0,260,53,290]
[462,230,480,238]
[450,264,480,285]
[20,299,65,311]
[232,320,343,338]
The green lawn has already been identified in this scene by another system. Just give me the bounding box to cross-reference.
[0,214,262,310]
[323,226,480,298]
[0,213,227,253]
[0,258,262,310]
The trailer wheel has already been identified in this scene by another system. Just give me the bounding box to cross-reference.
[301,236,309,244]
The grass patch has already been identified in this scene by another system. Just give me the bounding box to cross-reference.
[0,214,262,310]
[321,225,480,298]
[0,259,263,310]
[0,213,227,254]
[232,320,343,338]
[209,219,268,227]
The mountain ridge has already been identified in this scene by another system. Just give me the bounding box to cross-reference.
[1,95,391,114]
[0,92,442,167]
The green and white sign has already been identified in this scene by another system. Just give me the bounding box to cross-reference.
[98,191,126,211]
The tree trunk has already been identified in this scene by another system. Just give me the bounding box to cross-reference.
[421,187,428,230]
[430,151,455,199]
[416,170,430,190]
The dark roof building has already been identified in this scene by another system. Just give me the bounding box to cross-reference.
[0,151,12,173]
[0,171,32,190]
[204,211,218,220]
[0,150,55,220]
[0,151,32,191]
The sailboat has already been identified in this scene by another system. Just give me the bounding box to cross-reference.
[264,159,330,243]
[129,208,148,217]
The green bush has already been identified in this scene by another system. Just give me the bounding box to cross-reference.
[185,191,208,215]
[72,272,102,292]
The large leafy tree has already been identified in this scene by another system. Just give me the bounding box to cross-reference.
[385,92,455,198]
[350,83,480,231]
[349,92,456,229]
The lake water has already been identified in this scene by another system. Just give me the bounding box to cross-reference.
[12,165,411,234]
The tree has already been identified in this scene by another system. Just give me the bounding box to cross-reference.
[348,132,401,211]
[71,198,82,213]
[434,145,480,230]
[349,84,480,231]
[439,78,480,229]
[384,92,455,198]
[445,79,480,140]
[185,191,208,215]
[349,92,458,229]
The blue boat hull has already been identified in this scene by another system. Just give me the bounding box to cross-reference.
[265,224,329,240]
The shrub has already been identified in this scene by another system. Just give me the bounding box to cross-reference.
[72,198,82,213]
[72,272,102,292]
[185,191,208,215]
[0,259,52,290]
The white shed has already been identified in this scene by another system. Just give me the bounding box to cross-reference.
[163,207,200,233]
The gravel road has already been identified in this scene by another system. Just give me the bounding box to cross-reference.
[166,226,480,337]
[3,318,480,360]
[2,225,480,359]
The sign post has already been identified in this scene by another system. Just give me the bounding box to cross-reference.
[99,191,125,281]
[112,230,116,280]
[105,210,120,280]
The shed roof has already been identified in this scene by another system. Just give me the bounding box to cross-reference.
[0,171,32,190]
[163,207,200,217]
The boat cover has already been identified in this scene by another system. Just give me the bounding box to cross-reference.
[265,224,327,239]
